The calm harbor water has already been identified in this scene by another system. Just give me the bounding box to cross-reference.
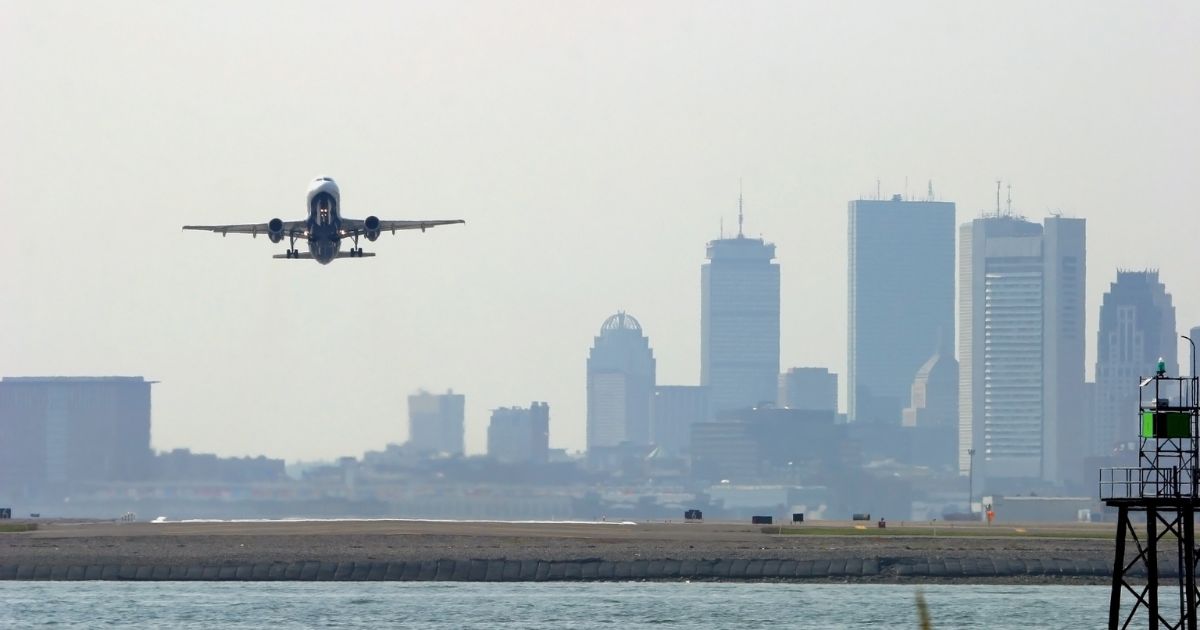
[0,582,1107,628]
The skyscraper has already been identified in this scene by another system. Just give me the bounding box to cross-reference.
[701,198,779,414]
[848,195,956,424]
[1042,216,1087,487]
[0,377,154,496]
[651,385,710,455]
[778,367,838,412]
[407,389,465,455]
[1093,271,1177,456]
[1189,326,1200,377]
[958,214,1086,486]
[487,402,550,464]
[587,312,656,450]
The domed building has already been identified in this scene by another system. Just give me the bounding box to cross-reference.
[587,312,656,452]
[902,349,958,429]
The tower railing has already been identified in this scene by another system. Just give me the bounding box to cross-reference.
[1100,466,1198,501]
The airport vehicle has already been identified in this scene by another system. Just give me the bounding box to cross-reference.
[182,177,464,264]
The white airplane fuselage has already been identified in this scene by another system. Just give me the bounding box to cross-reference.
[306,177,344,265]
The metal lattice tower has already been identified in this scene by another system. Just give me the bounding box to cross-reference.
[1100,359,1200,629]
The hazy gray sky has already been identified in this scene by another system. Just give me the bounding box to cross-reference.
[3,1,1198,461]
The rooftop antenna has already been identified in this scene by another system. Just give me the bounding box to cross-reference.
[927,180,934,202]
[1006,183,1012,215]
[876,179,881,201]
[720,217,724,239]
[737,178,744,238]
[995,180,1002,216]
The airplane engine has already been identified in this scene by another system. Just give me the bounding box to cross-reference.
[364,215,381,242]
[267,218,285,243]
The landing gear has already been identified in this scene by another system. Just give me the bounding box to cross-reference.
[285,235,300,258]
[348,247,364,257]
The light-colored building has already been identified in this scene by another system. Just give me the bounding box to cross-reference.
[587,312,656,450]
[902,349,958,429]
[902,347,959,471]
[778,367,838,412]
[487,402,550,464]
[651,385,709,456]
[1093,271,1177,456]
[0,377,154,495]
[1043,217,1088,488]
[701,209,780,414]
[848,196,955,424]
[958,215,1086,487]
[407,389,465,456]
[1189,327,1200,376]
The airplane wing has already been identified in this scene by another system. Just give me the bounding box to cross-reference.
[182,221,308,238]
[272,251,375,259]
[339,218,465,237]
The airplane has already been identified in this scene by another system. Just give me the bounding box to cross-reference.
[182,176,464,265]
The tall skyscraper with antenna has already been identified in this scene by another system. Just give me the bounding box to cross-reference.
[701,190,780,414]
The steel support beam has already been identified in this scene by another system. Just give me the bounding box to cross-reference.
[1111,505,1128,630]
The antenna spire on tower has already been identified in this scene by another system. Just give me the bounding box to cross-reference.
[995,180,1002,216]
[737,178,744,238]
[1006,182,1012,215]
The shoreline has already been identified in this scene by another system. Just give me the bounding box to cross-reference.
[0,519,1123,584]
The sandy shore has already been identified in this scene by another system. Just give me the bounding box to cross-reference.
[0,519,1120,583]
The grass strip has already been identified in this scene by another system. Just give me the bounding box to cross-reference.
[763,525,1114,540]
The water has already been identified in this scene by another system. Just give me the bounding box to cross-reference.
[0,582,1106,628]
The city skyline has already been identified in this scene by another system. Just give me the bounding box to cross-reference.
[3,2,1198,461]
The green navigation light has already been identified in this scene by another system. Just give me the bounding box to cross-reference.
[1157,357,1167,377]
